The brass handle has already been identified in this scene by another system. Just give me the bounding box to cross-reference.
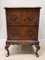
[13,16,17,20]
[28,31,32,37]
[13,32,17,36]
[28,16,34,21]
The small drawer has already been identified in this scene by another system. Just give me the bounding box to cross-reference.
[7,25,38,40]
[21,11,39,25]
[6,10,22,25]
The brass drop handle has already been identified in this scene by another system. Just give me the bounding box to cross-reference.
[13,16,17,20]
[28,16,34,21]
[13,32,17,36]
[28,31,32,37]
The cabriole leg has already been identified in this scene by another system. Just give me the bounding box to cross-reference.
[35,42,40,57]
[5,42,11,57]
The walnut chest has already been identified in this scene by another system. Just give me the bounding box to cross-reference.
[5,7,41,57]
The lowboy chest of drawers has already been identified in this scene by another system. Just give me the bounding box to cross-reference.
[5,7,41,57]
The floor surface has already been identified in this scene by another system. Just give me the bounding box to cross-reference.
[0,42,45,60]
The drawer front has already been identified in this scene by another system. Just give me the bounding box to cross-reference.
[22,11,39,25]
[6,9,39,25]
[6,9,22,25]
[7,25,38,40]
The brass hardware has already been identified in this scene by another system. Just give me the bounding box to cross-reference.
[13,16,17,20]
[28,31,32,37]
[13,31,17,36]
[28,16,34,21]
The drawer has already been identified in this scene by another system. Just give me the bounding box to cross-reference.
[6,9,39,25]
[22,11,39,25]
[6,9,22,25]
[7,25,38,40]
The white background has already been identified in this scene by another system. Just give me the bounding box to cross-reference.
[0,0,45,45]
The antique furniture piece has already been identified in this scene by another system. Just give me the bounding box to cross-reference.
[5,7,41,57]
